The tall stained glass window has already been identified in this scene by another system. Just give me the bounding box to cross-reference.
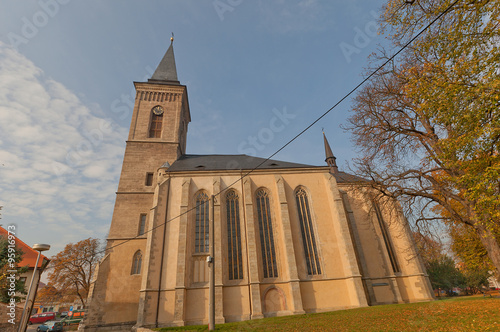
[295,188,321,275]
[256,189,278,278]
[226,190,243,280]
[195,192,210,253]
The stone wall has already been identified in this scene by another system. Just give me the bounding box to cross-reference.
[0,303,22,332]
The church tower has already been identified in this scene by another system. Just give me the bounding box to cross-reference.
[84,39,192,330]
[108,38,190,234]
[118,38,190,193]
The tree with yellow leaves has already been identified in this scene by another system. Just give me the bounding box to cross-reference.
[347,0,500,274]
[44,238,102,307]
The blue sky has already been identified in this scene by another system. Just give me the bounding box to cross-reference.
[0,0,388,256]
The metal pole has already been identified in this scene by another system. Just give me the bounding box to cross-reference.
[208,195,215,330]
[18,251,42,332]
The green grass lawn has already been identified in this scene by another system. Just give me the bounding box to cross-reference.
[155,296,500,331]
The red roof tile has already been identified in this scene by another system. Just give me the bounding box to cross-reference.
[0,226,49,268]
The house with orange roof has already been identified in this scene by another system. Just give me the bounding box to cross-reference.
[0,225,50,314]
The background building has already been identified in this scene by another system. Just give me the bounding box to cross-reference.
[0,226,50,312]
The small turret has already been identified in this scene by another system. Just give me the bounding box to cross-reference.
[323,131,338,174]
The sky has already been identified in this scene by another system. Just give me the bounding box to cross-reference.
[0,0,390,257]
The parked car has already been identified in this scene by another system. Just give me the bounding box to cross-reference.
[36,320,63,332]
[59,311,68,318]
[29,312,56,324]
[61,310,86,325]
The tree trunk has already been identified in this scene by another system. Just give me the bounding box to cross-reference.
[475,223,500,276]
[74,281,86,307]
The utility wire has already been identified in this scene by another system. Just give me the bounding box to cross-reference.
[58,0,461,264]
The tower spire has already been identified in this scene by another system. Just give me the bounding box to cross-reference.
[323,131,338,174]
[149,33,179,84]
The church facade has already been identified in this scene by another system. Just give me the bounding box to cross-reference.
[83,42,434,331]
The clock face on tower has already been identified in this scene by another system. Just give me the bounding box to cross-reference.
[152,105,164,116]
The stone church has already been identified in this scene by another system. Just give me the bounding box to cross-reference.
[83,41,434,331]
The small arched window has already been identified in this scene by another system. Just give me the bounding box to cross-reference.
[195,192,210,253]
[295,187,321,275]
[255,189,278,278]
[131,251,142,275]
[149,106,164,138]
[226,190,243,280]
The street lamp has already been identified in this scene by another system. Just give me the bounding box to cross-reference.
[18,243,50,332]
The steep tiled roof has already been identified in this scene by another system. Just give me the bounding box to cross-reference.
[165,154,367,183]
[167,154,314,172]
[333,171,368,183]
[0,226,49,268]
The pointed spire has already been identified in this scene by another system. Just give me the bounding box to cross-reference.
[149,33,179,84]
[323,131,339,174]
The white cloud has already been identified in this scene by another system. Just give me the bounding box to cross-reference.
[0,41,127,255]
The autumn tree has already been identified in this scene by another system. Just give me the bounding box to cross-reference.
[45,238,102,307]
[413,231,445,268]
[449,223,497,271]
[450,223,498,292]
[36,285,62,304]
[346,0,500,274]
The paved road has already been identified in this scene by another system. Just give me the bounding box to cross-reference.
[26,319,64,332]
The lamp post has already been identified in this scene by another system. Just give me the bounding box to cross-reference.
[208,195,215,331]
[18,243,50,332]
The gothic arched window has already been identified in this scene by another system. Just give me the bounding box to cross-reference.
[131,251,142,275]
[195,192,210,253]
[295,187,321,275]
[226,190,243,280]
[149,106,164,138]
[255,189,278,278]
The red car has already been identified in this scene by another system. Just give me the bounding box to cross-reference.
[29,312,56,324]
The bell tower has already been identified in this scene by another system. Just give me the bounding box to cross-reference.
[117,38,190,193]
[107,38,190,239]
[84,39,191,330]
